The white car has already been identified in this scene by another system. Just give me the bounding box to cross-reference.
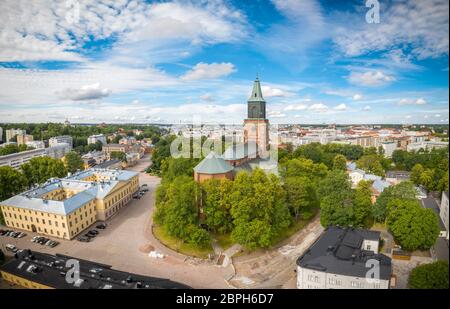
[6,244,18,253]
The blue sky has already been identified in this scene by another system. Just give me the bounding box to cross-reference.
[0,0,448,124]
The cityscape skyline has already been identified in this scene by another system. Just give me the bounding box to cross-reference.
[0,0,448,125]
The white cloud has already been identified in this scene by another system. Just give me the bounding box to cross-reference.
[435,114,441,118]
[333,103,347,111]
[348,71,395,87]
[0,0,247,62]
[0,62,178,104]
[398,98,427,105]
[333,0,449,60]
[405,115,412,119]
[200,93,215,102]
[268,111,286,118]
[308,103,328,113]
[284,104,308,111]
[181,62,236,81]
[363,105,371,111]
[57,83,110,101]
[261,86,292,98]
[352,94,362,100]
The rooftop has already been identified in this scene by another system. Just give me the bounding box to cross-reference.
[1,250,190,289]
[194,152,233,175]
[297,226,392,280]
[0,169,138,215]
[222,141,258,161]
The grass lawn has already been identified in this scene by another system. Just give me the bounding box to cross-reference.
[213,233,234,251]
[153,225,214,259]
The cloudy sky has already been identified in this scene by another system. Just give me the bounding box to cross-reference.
[0,0,448,124]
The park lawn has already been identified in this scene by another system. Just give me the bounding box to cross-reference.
[214,233,234,251]
[153,225,214,259]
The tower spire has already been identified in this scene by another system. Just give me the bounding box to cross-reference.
[248,76,265,103]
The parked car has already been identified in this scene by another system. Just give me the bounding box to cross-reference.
[31,236,42,242]
[84,233,95,239]
[96,223,107,229]
[46,240,59,248]
[11,232,20,238]
[37,237,49,245]
[88,230,99,236]
[5,244,18,253]
[17,232,27,238]
[77,236,90,242]
[0,229,6,235]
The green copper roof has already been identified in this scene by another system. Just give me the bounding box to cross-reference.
[248,77,265,103]
[194,152,233,174]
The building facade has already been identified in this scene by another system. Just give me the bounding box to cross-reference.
[49,135,73,148]
[88,134,107,145]
[16,134,34,146]
[5,129,26,142]
[296,226,392,289]
[0,148,47,169]
[0,168,139,240]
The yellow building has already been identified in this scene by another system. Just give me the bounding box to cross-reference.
[0,169,139,240]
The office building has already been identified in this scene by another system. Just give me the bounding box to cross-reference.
[16,134,34,146]
[0,148,47,169]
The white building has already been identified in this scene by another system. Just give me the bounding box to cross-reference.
[407,141,449,152]
[381,142,397,158]
[46,143,71,159]
[349,169,365,186]
[0,148,47,169]
[49,135,73,148]
[0,126,3,143]
[25,140,45,149]
[440,192,449,240]
[296,226,392,289]
[87,134,107,145]
[5,129,26,142]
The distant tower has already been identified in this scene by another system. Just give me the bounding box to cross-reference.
[243,77,269,155]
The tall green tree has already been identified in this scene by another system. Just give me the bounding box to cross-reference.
[332,154,347,171]
[230,170,291,249]
[0,166,28,201]
[353,180,373,227]
[387,199,439,251]
[409,261,449,289]
[20,157,67,186]
[64,151,84,173]
[356,154,385,176]
[201,178,234,234]
[372,181,418,222]
[284,176,319,220]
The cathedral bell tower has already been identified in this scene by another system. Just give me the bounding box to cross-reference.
[244,77,269,156]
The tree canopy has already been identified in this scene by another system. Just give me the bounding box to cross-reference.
[387,199,439,251]
[64,151,84,173]
[408,261,449,289]
[20,157,67,186]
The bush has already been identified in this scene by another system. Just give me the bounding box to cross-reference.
[409,261,449,289]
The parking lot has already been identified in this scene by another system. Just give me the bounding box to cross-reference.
[0,156,230,289]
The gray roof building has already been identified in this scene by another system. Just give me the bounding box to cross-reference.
[297,226,392,281]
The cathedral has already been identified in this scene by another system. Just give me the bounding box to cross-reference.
[194,77,274,183]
